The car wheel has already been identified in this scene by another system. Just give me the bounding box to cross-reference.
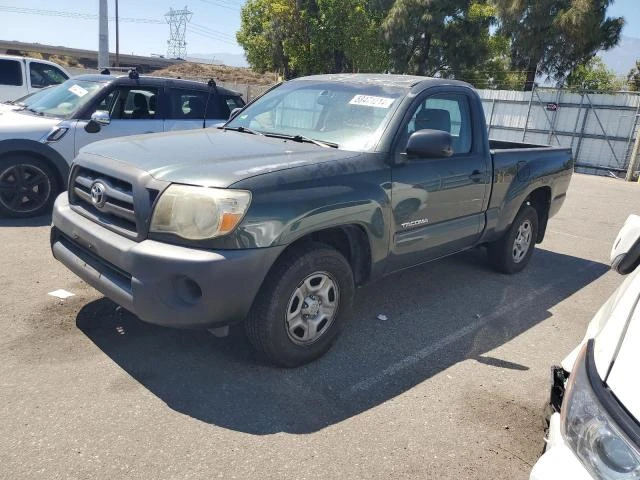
[488,204,539,274]
[245,242,355,367]
[0,156,59,218]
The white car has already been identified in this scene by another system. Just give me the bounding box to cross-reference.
[530,215,640,480]
[0,55,70,102]
[0,86,55,114]
[0,72,244,217]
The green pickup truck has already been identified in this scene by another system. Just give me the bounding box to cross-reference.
[51,74,573,366]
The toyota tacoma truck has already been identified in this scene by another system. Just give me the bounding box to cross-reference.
[51,74,573,367]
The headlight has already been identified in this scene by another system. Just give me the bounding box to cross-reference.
[561,341,640,479]
[149,184,251,240]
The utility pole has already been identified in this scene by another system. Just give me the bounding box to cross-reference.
[165,6,192,59]
[115,0,120,67]
[98,0,109,69]
[626,119,640,181]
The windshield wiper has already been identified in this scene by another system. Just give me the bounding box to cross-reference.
[264,133,338,149]
[25,107,44,116]
[219,125,263,136]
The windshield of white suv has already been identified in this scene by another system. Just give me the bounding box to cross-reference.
[22,79,106,118]
[224,80,407,151]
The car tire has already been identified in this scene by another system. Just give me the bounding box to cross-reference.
[0,155,59,218]
[244,242,355,367]
[487,204,539,274]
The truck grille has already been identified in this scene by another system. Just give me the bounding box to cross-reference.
[69,166,140,238]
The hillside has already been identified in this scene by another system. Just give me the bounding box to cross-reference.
[153,62,276,85]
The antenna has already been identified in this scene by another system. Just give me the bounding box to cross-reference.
[165,6,192,59]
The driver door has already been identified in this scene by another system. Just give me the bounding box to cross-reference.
[74,86,163,156]
[387,90,490,272]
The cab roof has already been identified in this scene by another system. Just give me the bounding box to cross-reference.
[295,73,473,91]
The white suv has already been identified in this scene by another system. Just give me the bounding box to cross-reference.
[0,72,244,217]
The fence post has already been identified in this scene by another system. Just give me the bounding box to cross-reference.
[487,98,496,137]
[626,128,640,181]
[522,86,534,141]
[574,104,590,165]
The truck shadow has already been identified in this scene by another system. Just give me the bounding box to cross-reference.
[0,213,52,227]
[76,247,608,435]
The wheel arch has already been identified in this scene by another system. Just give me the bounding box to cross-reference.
[0,139,70,190]
[525,186,552,243]
[269,224,373,287]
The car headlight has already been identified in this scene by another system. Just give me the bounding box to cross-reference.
[149,184,251,240]
[561,341,640,479]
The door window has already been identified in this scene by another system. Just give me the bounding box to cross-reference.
[225,95,244,114]
[108,87,159,119]
[168,88,225,119]
[405,94,473,154]
[0,59,23,86]
[29,62,68,88]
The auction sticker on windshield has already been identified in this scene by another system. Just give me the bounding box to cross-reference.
[68,84,89,97]
[349,95,395,109]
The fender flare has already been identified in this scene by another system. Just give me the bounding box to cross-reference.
[0,139,70,187]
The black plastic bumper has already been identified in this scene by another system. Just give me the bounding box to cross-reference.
[51,194,285,329]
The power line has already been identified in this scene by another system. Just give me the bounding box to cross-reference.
[198,0,239,11]
[0,5,164,24]
[191,22,235,40]
[189,24,236,43]
[187,27,238,46]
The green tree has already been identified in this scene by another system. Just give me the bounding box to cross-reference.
[382,1,498,77]
[237,0,388,77]
[566,57,623,92]
[493,0,624,90]
[627,60,640,91]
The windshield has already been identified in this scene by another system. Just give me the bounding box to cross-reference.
[23,79,106,118]
[9,85,55,107]
[225,80,407,151]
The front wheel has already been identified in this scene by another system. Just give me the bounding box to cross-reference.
[487,204,539,274]
[244,242,355,367]
[0,156,59,218]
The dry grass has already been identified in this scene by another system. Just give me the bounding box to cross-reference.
[153,62,276,86]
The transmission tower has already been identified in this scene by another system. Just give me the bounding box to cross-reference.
[165,6,192,59]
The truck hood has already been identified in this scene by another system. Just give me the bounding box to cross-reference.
[80,128,361,188]
[0,110,60,141]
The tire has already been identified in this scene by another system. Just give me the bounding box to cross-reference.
[245,242,355,367]
[487,204,539,274]
[0,155,59,218]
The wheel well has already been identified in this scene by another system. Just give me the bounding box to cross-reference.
[0,150,65,190]
[525,187,551,243]
[287,225,372,286]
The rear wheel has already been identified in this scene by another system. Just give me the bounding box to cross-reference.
[245,242,355,367]
[487,204,539,274]
[0,156,59,218]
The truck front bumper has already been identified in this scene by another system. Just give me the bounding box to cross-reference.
[51,194,285,329]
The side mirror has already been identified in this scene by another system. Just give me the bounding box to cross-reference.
[91,110,111,125]
[405,129,453,159]
[85,111,110,134]
[611,214,640,275]
[229,107,243,120]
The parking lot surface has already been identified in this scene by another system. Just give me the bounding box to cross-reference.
[0,173,637,479]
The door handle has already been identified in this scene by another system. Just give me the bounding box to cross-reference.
[469,170,483,183]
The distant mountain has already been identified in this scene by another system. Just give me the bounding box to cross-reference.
[187,52,248,68]
[599,35,640,75]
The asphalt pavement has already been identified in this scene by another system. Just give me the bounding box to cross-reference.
[0,173,637,479]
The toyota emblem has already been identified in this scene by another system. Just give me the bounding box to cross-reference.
[90,182,107,208]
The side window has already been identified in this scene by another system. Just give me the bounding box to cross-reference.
[93,89,118,115]
[168,88,225,120]
[109,87,159,120]
[0,59,23,86]
[406,94,472,154]
[29,62,68,88]
[224,96,244,115]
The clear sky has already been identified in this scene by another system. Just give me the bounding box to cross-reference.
[0,0,638,59]
[0,0,244,59]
